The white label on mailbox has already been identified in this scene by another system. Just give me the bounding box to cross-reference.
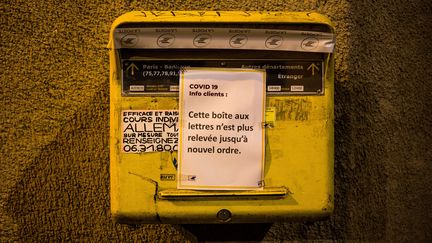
[290,85,304,91]
[267,85,281,92]
[178,68,266,190]
[129,85,145,91]
[122,110,179,153]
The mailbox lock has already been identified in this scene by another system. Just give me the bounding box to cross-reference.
[217,209,232,222]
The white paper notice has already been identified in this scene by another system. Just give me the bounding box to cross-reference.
[178,68,266,190]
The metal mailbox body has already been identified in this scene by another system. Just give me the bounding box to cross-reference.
[109,11,335,224]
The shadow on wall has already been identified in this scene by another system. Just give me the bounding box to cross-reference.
[5,84,187,241]
[6,87,109,240]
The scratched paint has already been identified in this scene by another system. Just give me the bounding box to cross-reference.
[141,11,290,18]
[269,98,312,121]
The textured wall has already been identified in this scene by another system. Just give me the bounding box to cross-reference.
[1,0,431,242]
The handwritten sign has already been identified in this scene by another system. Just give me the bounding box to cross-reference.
[178,68,266,190]
[122,110,179,153]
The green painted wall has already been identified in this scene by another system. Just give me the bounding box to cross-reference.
[1,0,431,241]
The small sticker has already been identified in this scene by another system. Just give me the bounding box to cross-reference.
[265,107,276,125]
[290,85,304,92]
[170,85,179,91]
[160,174,176,181]
[267,85,281,92]
[130,85,145,92]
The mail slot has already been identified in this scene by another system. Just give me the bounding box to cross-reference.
[109,11,335,223]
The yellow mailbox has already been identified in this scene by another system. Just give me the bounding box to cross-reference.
[109,11,335,223]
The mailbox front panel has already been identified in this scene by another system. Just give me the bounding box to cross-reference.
[109,11,334,223]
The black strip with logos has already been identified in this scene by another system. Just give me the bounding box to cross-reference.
[122,60,323,95]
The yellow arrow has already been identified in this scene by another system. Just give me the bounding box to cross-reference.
[307,63,319,76]
[126,63,139,76]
